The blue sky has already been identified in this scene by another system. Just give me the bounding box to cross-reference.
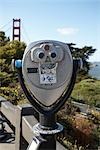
[0,0,100,62]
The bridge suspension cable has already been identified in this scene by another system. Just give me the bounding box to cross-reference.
[0,19,12,31]
[5,27,12,33]
[21,23,31,43]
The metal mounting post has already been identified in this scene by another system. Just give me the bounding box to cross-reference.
[28,114,63,150]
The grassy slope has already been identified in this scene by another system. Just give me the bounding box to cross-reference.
[71,78,100,107]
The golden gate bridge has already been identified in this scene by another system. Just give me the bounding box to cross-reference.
[0,18,30,43]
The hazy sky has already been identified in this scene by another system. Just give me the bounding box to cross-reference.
[0,0,100,62]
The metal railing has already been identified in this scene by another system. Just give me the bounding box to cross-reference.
[0,96,66,150]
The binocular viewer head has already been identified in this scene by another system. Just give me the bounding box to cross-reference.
[22,40,73,106]
[13,40,82,113]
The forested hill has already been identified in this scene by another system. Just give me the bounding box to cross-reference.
[89,62,100,79]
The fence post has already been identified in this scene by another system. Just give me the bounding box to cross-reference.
[15,107,22,150]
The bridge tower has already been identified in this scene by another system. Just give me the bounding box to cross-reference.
[12,19,21,41]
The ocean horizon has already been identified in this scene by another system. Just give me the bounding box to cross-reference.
[89,62,100,80]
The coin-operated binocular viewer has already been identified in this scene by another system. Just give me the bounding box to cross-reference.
[13,40,82,150]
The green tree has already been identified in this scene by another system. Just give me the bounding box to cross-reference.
[0,31,10,46]
[68,43,96,73]
[68,43,96,81]
[0,32,26,87]
[0,40,26,67]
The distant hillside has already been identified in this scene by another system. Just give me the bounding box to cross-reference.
[89,62,100,79]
